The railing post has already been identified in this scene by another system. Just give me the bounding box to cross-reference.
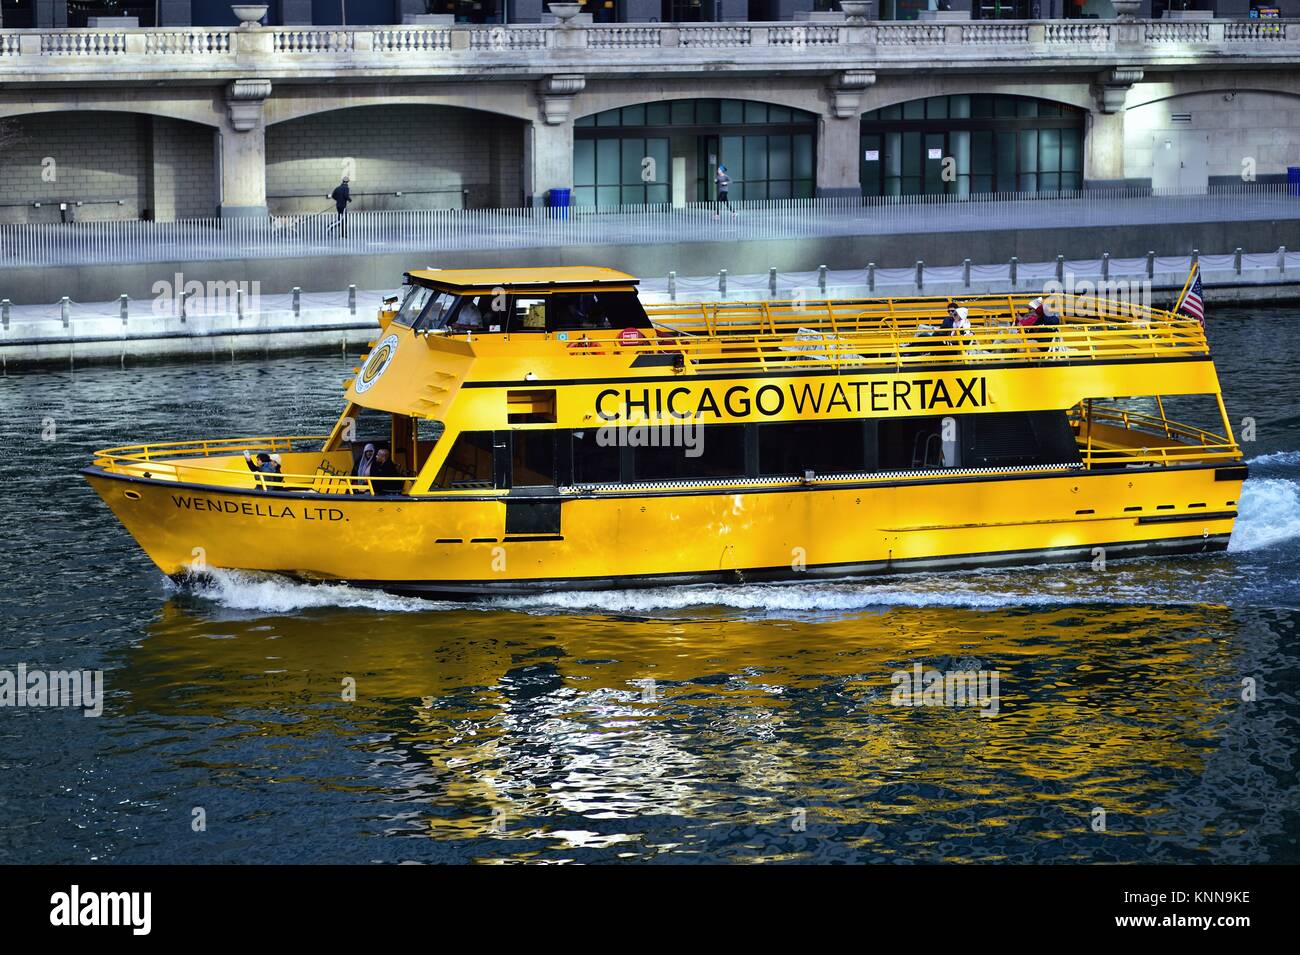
[818,264,827,295]
[868,262,875,293]
[718,269,727,298]
[1279,246,1288,273]
[293,286,301,318]
[1234,248,1243,274]
[1147,250,1155,279]
[1056,254,1064,284]
[668,270,676,302]
[1009,256,1018,286]
[1102,252,1110,281]
[180,289,191,323]
[768,267,777,297]
[963,258,971,288]
[348,284,357,316]
[1192,248,1199,271]
[61,296,70,328]
[915,260,924,291]
[119,294,128,326]
[1,299,9,332]
[237,286,244,321]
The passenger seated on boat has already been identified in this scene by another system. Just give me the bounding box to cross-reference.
[449,298,486,332]
[242,450,282,488]
[369,447,402,495]
[352,442,377,478]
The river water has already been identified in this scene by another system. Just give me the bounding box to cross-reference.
[1,308,1298,864]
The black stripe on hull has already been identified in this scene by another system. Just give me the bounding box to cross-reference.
[258,532,1232,601]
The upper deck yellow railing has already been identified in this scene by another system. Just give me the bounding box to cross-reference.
[637,293,1207,374]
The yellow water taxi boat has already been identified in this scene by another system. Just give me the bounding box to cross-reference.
[84,266,1246,597]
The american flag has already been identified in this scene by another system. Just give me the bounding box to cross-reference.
[1179,267,1205,324]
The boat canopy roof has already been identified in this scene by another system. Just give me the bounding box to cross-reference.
[406,267,639,294]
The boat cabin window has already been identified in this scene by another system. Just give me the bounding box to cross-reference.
[508,296,549,333]
[395,285,455,330]
[878,416,955,470]
[511,430,556,486]
[964,411,1080,468]
[631,424,746,482]
[549,291,652,332]
[432,431,496,489]
[758,421,869,477]
[572,429,621,484]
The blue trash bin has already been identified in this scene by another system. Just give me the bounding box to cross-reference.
[1288,167,1300,197]
[547,188,571,220]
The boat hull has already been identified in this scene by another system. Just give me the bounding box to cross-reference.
[83,462,1244,598]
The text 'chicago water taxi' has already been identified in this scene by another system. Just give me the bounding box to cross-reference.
[84,266,1246,597]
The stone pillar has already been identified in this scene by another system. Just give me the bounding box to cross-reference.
[219,80,271,217]
[1085,111,1127,186]
[524,120,575,207]
[816,115,862,198]
[817,71,874,198]
[1086,68,1142,188]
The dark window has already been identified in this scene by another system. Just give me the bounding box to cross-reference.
[549,291,652,332]
[511,430,556,487]
[964,411,1081,468]
[572,429,620,484]
[757,421,868,477]
[432,431,496,489]
[631,425,746,482]
[878,416,954,471]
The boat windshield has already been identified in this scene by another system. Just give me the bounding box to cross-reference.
[392,284,455,330]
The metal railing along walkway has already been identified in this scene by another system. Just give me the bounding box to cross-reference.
[3,186,1297,270]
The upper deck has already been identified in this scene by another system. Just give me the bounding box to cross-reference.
[639,294,1207,375]
[357,276,1212,411]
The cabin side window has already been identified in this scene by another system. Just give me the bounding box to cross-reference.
[630,424,746,482]
[964,411,1080,468]
[572,429,620,484]
[757,421,869,477]
[511,430,556,487]
[878,416,955,470]
[432,431,496,489]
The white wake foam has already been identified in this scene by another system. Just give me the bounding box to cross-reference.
[1229,478,1300,553]
[181,568,440,613]
[1246,450,1300,468]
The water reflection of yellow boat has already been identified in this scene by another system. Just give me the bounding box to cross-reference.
[118,600,1251,856]
[84,267,1245,596]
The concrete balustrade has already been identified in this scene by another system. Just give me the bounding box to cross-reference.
[0,20,1298,82]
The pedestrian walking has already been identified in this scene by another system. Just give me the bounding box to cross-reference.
[714,165,735,220]
[330,177,352,238]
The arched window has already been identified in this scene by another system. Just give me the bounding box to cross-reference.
[860,94,1085,197]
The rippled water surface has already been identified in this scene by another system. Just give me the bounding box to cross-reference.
[1,308,1298,863]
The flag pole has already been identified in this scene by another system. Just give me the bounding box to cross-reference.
[1173,260,1198,314]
